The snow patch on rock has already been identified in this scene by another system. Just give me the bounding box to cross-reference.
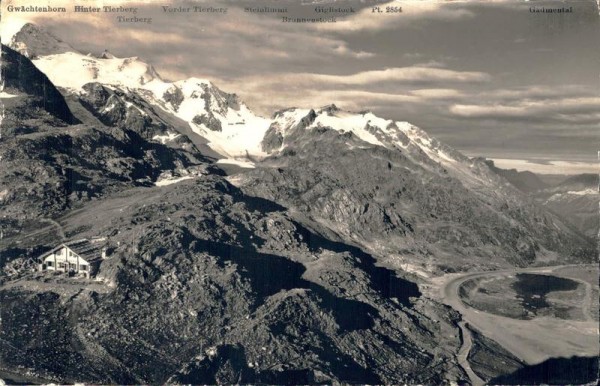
[155,175,195,187]
[152,132,180,144]
[216,159,256,169]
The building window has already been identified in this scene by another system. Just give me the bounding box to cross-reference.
[58,263,66,269]
[80,265,88,271]
[47,261,53,267]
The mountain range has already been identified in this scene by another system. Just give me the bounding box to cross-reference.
[0,23,596,384]
[485,160,597,240]
[9,23,595,270]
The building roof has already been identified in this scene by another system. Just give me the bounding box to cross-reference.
[39,239,104,263]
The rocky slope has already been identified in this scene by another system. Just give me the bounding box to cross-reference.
[1,44,75,126]
[9,23,74,59]
[0,177,465,384]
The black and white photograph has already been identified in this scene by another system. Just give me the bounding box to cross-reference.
[0,0,598,384]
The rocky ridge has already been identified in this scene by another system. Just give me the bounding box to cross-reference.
[236,107,595,272]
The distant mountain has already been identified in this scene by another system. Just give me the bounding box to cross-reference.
[484,160,549,193]
[10,29,271,160]
[553,173,598,192]
[537,174,598,239]
[486,161,597,240]
[536,174,571,187]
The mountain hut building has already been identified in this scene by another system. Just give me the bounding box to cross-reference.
[38,239,105,278]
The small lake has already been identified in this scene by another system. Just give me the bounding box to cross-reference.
[511,273,580,317]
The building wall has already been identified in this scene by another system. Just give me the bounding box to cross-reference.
[42,246,91,277]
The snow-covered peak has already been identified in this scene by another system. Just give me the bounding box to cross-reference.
[99,50,116,59]
[143,77,271,159]
[21,30,271,160]
[33,52,162,92]
[17,22,501,190]
[270,106,422,151]
[174,77,240,115]
[177,77,215,92]
[265,105,499,189]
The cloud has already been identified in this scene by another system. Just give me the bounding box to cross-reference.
[449,97,600,122]
[410,88,464,99]
[295,67,490,85]
[412,60,447,68]
[215,67,487,114]
[333,45,375,58]
[485,85,598,101]
[218,80,424,114]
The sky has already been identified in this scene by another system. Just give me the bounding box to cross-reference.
[2,0,599,174]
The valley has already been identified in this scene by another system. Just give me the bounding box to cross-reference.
[434,264,599,370]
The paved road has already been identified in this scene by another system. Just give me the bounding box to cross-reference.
[581,279,593,321]
[456,320,485,386]
[438,264,599,371]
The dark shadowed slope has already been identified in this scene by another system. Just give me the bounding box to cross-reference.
[489,356,599,385]
[1,44,76,124]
